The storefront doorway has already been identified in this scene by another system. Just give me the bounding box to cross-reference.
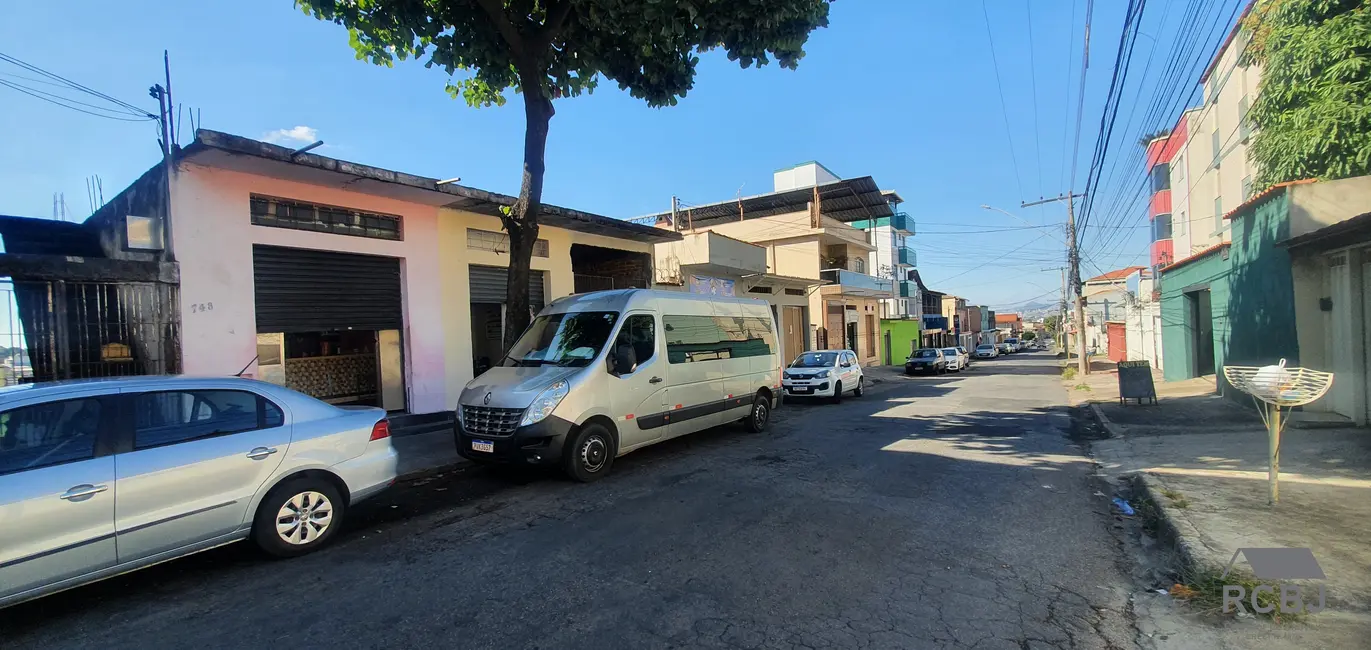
[252,245,407,411]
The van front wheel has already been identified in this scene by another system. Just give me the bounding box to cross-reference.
[563,423,615,483]
[744,394,771,433]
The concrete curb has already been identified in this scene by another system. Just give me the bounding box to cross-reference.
[1127,472,1219,579]
[1090,402,1120,438]
[1086,401,1219,579]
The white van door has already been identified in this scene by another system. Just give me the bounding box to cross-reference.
[661,310,728,438]
[607,312,668,451]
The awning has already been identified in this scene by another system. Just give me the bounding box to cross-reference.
[1279,211,1371,252]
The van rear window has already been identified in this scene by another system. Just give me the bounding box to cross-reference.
[663,315,774,363]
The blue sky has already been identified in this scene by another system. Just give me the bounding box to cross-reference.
[0,0,1238,309]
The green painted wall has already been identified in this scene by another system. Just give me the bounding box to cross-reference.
[1227,194,1300,372]
[1158,192,1300,389]
[1160,251,1230,383]
[881,319,921,365]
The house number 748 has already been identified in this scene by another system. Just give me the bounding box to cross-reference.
[190,303,214,313]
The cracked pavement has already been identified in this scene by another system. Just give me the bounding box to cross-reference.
[0,352,1140,649]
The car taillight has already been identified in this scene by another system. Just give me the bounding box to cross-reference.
[370,419,391,441]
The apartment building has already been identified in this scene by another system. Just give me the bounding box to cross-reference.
[640,163,898,366]
[1148,2,1261,270]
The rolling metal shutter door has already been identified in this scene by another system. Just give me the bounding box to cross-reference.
[253,245,402,331]
[469,265,546,311]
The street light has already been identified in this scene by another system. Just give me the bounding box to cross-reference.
[980,204,1067,247]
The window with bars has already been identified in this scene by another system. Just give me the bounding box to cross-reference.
[249,195,402,240]
[466,229,550,257]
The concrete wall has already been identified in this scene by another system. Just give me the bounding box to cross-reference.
[654,231,766,284]
[880,319,921,365]
[437,208,653,408]
[172,163,448,413]
[1287,176,1371,239]
[1226,194,1300,376]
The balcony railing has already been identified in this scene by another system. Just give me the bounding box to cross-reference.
[922,315,948,331]
[819,269,894,297]
[899,280,916,298]
[849,211,914,235]
[898,246,916,267]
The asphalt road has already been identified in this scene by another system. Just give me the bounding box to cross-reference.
[1,351,1139,649]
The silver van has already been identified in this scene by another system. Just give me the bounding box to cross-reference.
[455,289,781,481]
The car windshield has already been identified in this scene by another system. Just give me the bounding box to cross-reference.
[913,349,938,358]
[501,311,619,368]
[977,345,994,351]
[791,352,839,368]
[942,348,958,355]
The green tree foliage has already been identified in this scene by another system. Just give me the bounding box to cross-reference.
[297,0,833,349]
[1242,0,1371,188]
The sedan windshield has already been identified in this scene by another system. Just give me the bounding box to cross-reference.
[942,348,958,356]
[501,311,619,368]
[977,345,994,351]
[791,352,839,368]
[913,349,938,358]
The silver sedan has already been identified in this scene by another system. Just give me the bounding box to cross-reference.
[0,376,397,608]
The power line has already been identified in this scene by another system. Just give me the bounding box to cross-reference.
[0,79,156,122]
[0,51,154,118]
[1067,0,1097,193]
[1025,0,1045,200]
[981,0,1026,201]
[1059,0,1081,191]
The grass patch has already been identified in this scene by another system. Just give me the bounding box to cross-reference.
[1174,566,1302,622]
[1160,488,1192,509]
[1061,366,1078,381]
[1073,383,1092,392]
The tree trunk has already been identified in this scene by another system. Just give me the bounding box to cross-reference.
[500,88,554,353]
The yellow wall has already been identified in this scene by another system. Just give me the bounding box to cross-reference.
[438,208,654,407]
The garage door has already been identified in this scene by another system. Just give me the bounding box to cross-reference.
[253,245,402,331]
[469,265,546,311]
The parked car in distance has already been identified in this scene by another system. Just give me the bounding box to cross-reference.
[997,342,1012,355]
[0,376,396,609]
[783,350,864,403]
[974,344,999,359]
[941,347,968,372]
[905,348,948,375]
[456,289,780,483]
[957,346,973,369]
[1005,337,1021,352]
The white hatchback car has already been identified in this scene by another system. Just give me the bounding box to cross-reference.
[782,350,864,402]
[0,376,397,609]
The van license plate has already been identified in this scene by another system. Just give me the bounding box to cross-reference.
[792,387,812,394]
[471,439,495,453]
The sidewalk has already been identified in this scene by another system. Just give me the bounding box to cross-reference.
[1076,368,1371,635]
[392,428,466,478]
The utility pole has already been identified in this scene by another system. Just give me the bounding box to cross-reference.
[1023,193,1087,376]
[671,196,679,231]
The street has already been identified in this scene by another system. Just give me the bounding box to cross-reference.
[0,352,1138,649]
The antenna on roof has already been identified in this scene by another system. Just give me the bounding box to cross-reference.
[291,141,324,157]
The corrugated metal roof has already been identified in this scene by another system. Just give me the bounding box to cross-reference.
[637,177,894,228]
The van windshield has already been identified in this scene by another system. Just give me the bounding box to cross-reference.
[501,311,619,368]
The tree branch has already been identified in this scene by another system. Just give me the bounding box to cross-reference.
[535,0,576,47]
[473,0,526,57]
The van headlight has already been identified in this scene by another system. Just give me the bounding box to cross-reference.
[521,380,570,426]
[815,370,831,378]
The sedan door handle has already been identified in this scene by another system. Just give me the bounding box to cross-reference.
[59,484,108,501]
[246,447,279,460]
[649,376,664,384]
